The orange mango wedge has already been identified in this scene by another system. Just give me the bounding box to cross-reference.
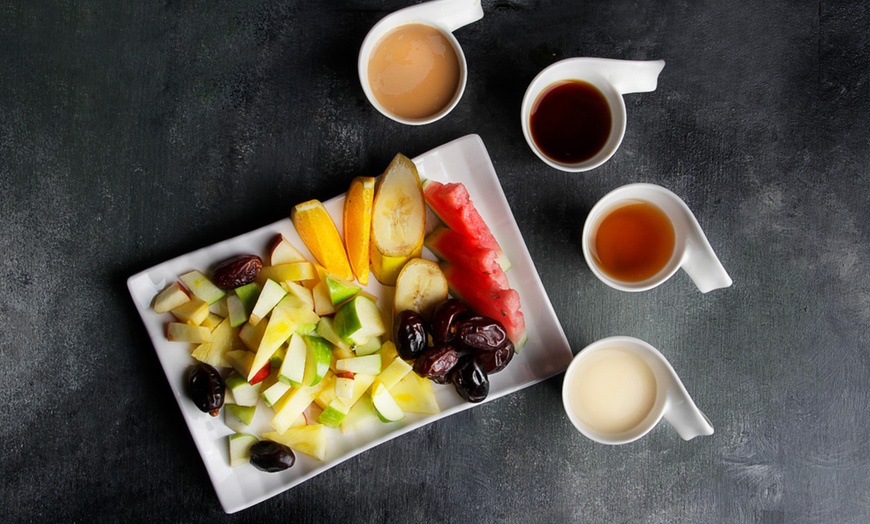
[291,199,353,281]
[343,176,375,285]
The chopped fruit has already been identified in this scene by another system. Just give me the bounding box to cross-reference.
[228,433,259,467]
[249,279,287,326]
[239,319,268,352]
[340,395,379,433]
[278,333,306,386]
[302,335,332,387]
[343,176,376,285]
[334,295,386,346]
[256,262,317,285]
[224,373,261,407]
[269,234,307,265]
[263,425,327,461]
[325,273,361,305]
[234,282,261,313]
[377,357,413,390]
[292,199,353,281]
[371,381,405,422]
[422,180,510,270]
[171,297,210,325]
[353,336,382,357]
[225,350,255,379]
[261,380,292,407]
[391,371,440,414]
[191,318,239,368]
[425,226,510,289]
[393,258,449,321]
[152,282,190,314]
[166,322,211,343]
[370,154,425,285]
[315,317,351,354]
[249,363,271,386]
[336,354,382,375]
[179,270,227,305]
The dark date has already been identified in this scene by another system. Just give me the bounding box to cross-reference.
[395,310,429,360]
[187,363,225,416]
[450,357,489,403]
[212,254,263,289]
[413,344,461,384]
[455,316,508,351]
[249,441,296,472]
[474,340,515,374]
[430,298,469,344]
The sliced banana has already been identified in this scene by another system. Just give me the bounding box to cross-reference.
[393,258,449,321]
[370,154,425,285]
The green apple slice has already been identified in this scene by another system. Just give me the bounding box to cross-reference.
[224,404,256,432]
[333,295,386,346]
[179,270,226,305]
[249,279,287,326]
[371,381,404,422]
[336,354,381,375]
[227,294,247,328]
[317,399,350,428]
[228,433,259,467]
[234,282,261,314]
[152,281,190,314]
[224,372,261,407]
[353,336,382,356]
[279,333,307,386]
[302,335,332,387]
[261,380,292,407]
[315,317,351,353]
[325,273,361,305]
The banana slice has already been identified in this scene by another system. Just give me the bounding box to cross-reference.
[370,154,425,285]
[393,258,449,321]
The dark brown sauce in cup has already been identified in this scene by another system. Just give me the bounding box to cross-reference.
[530,80,612,164]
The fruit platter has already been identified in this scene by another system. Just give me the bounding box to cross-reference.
[128,134,573,513]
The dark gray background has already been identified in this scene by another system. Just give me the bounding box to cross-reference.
[2,0,868,522]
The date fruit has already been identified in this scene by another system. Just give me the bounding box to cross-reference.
[249,440,296,472]
[450,357,489,403]
[395,310,428,360]
[212,254,263,289]
[413,344,461,384]
[187,363,225,416]
[474,340,514,374]
[430,298,469,344]
[455,316,508,352]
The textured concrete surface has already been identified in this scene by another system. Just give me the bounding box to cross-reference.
[2,0,869,522]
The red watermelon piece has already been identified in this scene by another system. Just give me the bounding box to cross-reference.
[425,226,509,289]
[423,180,511,271]
[442,263,527,349]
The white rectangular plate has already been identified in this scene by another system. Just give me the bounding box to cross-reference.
[128,134,573,513]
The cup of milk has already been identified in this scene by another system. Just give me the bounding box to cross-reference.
[562,336,713,445]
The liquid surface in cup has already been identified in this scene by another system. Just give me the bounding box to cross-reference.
[591,200,675,282]
[530,80,612,164]
[566,347,657,435]
[368,23,460,120]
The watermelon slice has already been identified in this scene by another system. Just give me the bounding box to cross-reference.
[442,263,527,349]
[425,226,509,289]
[423,180,511,271]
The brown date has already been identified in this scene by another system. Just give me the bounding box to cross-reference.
[249,441,296,472]
[187,363,225,416]
[474,340,515,374]
[413,344,461,384]
[450,357,489,403]
[455,316,508,351]
[395,310,428,360]
[430,298,469,344]
[212,254,263,289]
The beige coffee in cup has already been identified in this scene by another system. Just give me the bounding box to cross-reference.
[367,23,461,120]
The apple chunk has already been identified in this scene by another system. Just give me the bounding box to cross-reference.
[152,282,190,313]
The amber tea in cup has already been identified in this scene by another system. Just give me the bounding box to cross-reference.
[590,200,676,283]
